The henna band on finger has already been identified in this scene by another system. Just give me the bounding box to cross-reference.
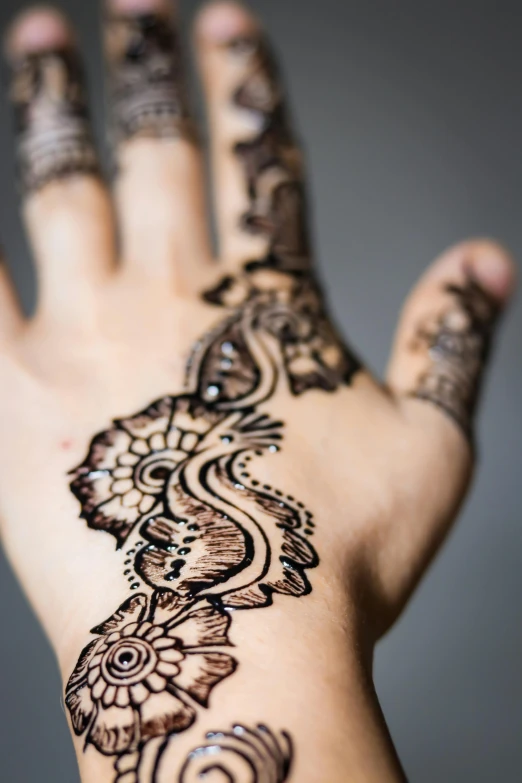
[105,11,195,144]
[411,273,499,439]
[11,48,99,195]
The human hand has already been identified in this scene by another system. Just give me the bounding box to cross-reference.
[0,1,515,781]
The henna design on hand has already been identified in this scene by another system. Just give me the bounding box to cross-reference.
[198,34,360,398]
[70,395,316,611]
[228,37,307,266]
[10,48,99,193]
[177,723,293,783]
[198,262,360,398]
[66,595,236,758]
[65,29,359,783]
[106,11,194,143]
[226,35,308,270]
[411,274,499,438]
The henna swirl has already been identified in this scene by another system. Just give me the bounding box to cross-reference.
[177,724,293,783]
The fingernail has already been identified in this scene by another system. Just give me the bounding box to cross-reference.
[5,7,71,60]
[197,1,256,43]
[467,243,517,303]
[107,0,170,14]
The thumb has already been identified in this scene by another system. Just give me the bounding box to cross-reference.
[373,240,516,620]
[387,239,515,449]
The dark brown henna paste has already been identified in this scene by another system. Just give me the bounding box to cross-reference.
[227,35,308,270]
[198,263,360,399]
[198,34,360,397]
[65,594,236,758]
[10,48,99,193]
[70,397,316,612]
[106,11,193,142]
[67,372,316,776]
[411,274,499,438]
[176,723,293,782]
[66,28,358,783]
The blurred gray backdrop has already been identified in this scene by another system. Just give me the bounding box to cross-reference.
[0,1,521,781]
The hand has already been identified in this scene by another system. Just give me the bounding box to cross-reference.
[0,1,515,782]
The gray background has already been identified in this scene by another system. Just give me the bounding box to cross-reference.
[0,1,521,780]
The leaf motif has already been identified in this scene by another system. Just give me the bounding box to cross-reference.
[174,652,237,707]
[166,601,233,649]
[90,594,148,635]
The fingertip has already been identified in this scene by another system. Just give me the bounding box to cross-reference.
[107,0,171,14]
[5,6,72,61]
[430,239,517,307]
[464,240,517,304]
[196,1,258,44]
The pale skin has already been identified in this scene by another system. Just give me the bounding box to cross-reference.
[0,1,517,782]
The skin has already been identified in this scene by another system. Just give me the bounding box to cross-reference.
[0,1,516,782]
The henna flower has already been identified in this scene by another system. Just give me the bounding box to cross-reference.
[66,595,236,756]
[70,396,223,547]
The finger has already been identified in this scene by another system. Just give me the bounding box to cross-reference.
[6,8,115,323]
[370,240,517,625]
[0,251,24,341]
[196,1,311,274]
[387,239,516,446]
[106,0,212,287]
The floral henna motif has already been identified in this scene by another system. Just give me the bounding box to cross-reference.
[106,10,194,142]
[70,395,316,612]
[176,723,293,783]
[70,395,224,548]
[10,47,99,193]
[66,594,236,758]
[411,274,499,438]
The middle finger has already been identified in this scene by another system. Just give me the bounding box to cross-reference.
[106,0,212,287]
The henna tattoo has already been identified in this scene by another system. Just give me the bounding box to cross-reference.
[411,274,499,437]
[70,395,316,611]
[66,29,359,783]
[197,35,360,396]
[177,724,293,782]
[227,36,308,270]
[66,594,236,758]
[198,262,360,398]
[106,11,193,142]
[10,48,99,193]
